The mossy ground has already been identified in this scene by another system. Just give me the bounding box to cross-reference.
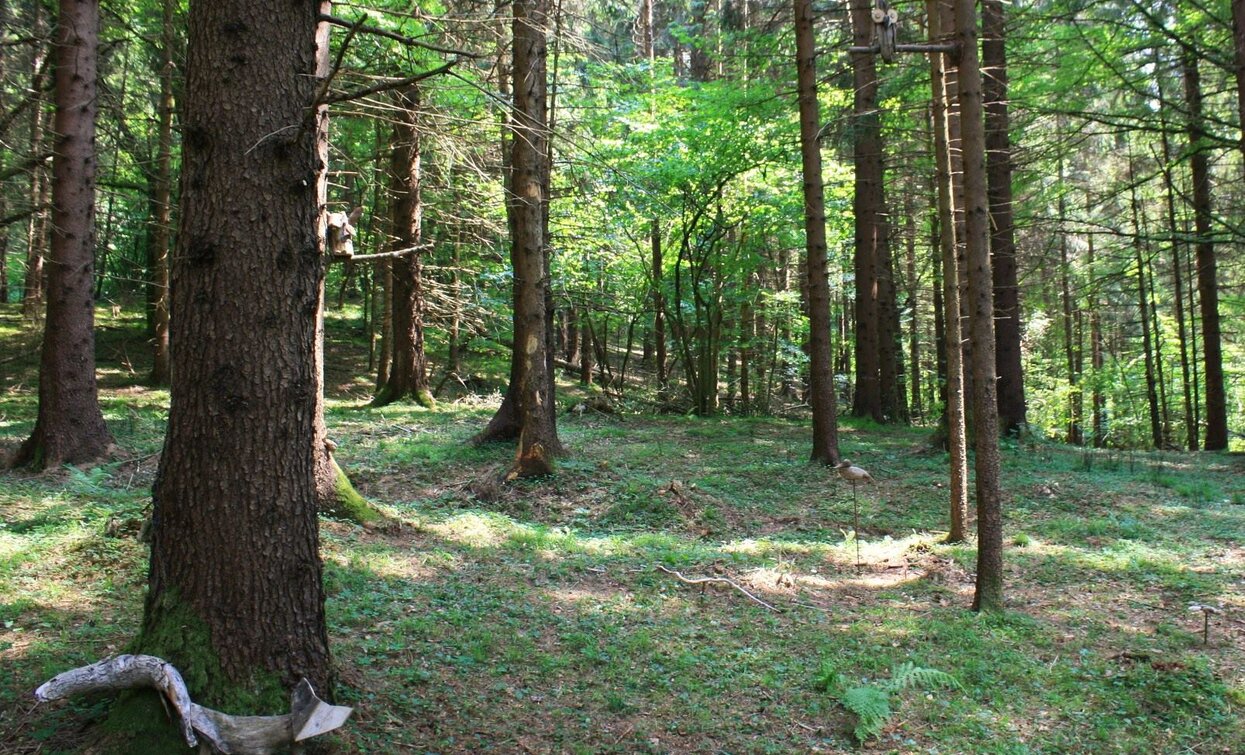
[1,303,1242,753]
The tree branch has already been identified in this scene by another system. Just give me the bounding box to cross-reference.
[318,60,461,106]
[317,13,482,58]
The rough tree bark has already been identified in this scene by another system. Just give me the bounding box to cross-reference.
[794,0,840,465]
[982,0,1025,436]
[507,0,562,477]
[849,0,884,422]
[929,0,968,544]
[1182,53,1227,451]
[374,85,434,408]
[128,3,331,746]
[12,0,113,470]
[21,0,49,318]
[147,0,175,386]
[954,0,1004,611]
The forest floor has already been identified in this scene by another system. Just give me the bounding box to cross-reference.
[1,304,1243,754]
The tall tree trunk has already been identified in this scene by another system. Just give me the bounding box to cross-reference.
[133,2,331,743]
[929,0,968,545]
[954,0,1004,612]
[1182,54,1227,451]
[375,86,434,408]
[652,220,668,402]
[147,0,175,386]
[12,0,113,470]
[905,194,922,423]
[1158,118,1196,450]
[312,3,369,520]
[1088,235,1105,447]
[1057,157,1081,445]
[476,2,523,443]
[1233,0,1245,170]
[795,0,840,465]
[21,0,49,318]
[982,0,1025,436]
[1131,171,1162,449]
[849,0,884,422]
[508,0,561,477]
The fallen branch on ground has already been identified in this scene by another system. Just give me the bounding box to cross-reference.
[35,654,351,754]
[655,564,781,612]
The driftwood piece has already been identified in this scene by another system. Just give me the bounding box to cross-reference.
[34,654,352,754]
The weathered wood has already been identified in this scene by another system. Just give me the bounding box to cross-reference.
[34,654,351,754]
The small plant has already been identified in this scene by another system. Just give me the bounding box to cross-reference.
[1012,532,1031,547]
[815,660,963,743]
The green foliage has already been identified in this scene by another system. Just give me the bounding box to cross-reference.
[816,661,964,743]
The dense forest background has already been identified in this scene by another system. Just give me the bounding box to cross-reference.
[1,0,1244,751]
[0,0,1241,449]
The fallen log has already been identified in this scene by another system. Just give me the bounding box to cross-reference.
[35,654,352,754]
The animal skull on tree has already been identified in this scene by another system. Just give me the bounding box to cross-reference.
[327,206,364,258]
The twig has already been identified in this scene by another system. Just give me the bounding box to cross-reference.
[319,60,461,106]
[655,564,781,612]
[317,13,482,58]
[336,242,433,262]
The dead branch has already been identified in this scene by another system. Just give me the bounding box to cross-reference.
[334,242,433,262]
[35,654,351,754]
[317,13,482,59]
[655,564,781,612]
[319,60,461,106]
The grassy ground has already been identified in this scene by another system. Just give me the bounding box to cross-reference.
[1,303,1243,754]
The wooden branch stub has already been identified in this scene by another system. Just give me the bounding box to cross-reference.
[34,654,352,754]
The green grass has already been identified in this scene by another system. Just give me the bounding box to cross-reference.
[1,303,1243,753]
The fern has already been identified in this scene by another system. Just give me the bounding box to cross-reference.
[841,685,892,742]
[884,662,964,694]
[817,661,963,742]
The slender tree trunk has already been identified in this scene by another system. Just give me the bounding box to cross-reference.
[135,1,331,739]
[905,194,922,423]
[1159,120,1196,450]
[1057,158,1081,445]
[1182,54,1227,451]
[580,312,594,386]
[1233,0,1245,170]
[375,86,434,408]
[982,0,1024,436]
[795,0,839,464]
[508,0,561,477]
[849,0,884,422]
[1088,235,1105,447]
[954,0,1004,612]
[148,0,175,386]
[476,3,523,443]
[929,0,968,544]
[12,0,113,470]
[21,0,49,318]
[652,221,668,401]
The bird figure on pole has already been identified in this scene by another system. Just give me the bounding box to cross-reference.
[834,460,874,483]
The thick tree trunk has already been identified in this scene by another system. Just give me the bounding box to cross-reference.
[929,0,968,545]
[794,0,839,465]
[133,2,331,744]
[375,86,434,408]
[148,0,175,386]
[1182,54,1227,451]
[12,0,112,470]
[1233,0,1245,170]
[849,0,884,422]
[982,0,1025,436]
[954,0,1004,612]
[508,0,561,477]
